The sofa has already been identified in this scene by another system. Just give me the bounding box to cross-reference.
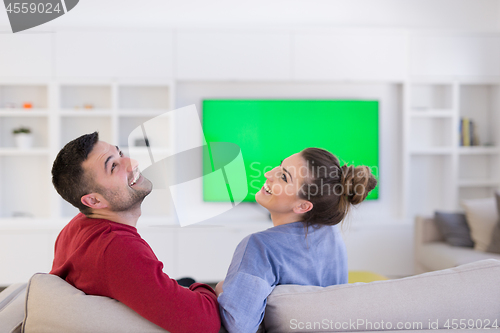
[414,215,500,274]
[1,259,499,333]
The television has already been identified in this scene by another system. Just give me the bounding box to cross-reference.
[202,100,379,202]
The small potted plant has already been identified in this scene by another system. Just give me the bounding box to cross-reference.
[12,126,33,149]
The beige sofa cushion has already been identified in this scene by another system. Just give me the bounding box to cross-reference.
[23,274,169,333]
[263,259,500,333]
[486,192,500,254]
[461,197,498,252]
[418,243,500,271]
[0,283,27,333]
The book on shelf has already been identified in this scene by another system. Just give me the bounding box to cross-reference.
[459,118,480,147]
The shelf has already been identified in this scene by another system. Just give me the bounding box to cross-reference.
[118,86,170,110]
[458,146,500,155]
[409,117,453,148]
[409,147,453,155]
[0,218,68,231]
[125,147,171,155]
[118,110,171,118]
[0,109,49,117]
[410,147,500,155]
[409,84,453,110]
[407,153,455,216]
[60,85,112,110]
[409,109,453,118]
[458,179,500,187]
[0,216,177,231]
[459,84,497,149]
[0,85,49,110]
[59,109,113,117]
[0,148,49,156]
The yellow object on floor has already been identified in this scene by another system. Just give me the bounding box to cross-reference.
[348,271,388,283]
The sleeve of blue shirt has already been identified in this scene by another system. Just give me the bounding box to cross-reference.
[218,234,275,333]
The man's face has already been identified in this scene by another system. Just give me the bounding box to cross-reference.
[82,141,152,212]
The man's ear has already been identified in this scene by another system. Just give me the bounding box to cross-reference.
[293,200,313,215]
[81,193,108,210]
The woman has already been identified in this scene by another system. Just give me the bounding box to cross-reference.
[215,148,377,333]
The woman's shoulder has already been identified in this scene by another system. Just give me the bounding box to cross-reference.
[240,223,306,251]
[234,226,289,255]
[247,223,301,241]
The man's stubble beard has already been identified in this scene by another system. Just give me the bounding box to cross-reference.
[97,178,153,212]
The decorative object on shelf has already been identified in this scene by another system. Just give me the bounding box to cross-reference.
[130,131,149,147]
[23,102,33,109]
[73,104,95,110]
[12,126,33,149]
[134,138,149,147]
[12,211,34,218]
[459,118,480,146]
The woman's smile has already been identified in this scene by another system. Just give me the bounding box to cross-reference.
[263,183,273,195]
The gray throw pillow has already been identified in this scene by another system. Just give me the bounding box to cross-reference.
[486,192,500,254]
[434,211,474,247]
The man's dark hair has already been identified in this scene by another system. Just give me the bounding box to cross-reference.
[52,132,99,215]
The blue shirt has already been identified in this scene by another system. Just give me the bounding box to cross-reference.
[218,222,348,333]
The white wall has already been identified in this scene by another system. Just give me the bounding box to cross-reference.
[410,34,500,76]
[1,0,499,31]
[1,0,500,281]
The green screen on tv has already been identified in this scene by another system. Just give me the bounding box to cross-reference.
[202,100,379,202]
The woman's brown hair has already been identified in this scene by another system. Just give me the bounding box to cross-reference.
[299,147,377,228]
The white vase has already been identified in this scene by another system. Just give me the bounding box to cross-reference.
[14,133,33,150]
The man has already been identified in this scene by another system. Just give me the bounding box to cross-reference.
[50,132,220,333]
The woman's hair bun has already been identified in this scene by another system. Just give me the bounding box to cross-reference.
[299,147,378,228]
[340,165,377,205]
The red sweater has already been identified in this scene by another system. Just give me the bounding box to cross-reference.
[50,213,221,333]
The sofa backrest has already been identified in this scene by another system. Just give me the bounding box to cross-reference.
[18,259,500,333]
[415,215,444,246]
[263,259,500,333]
[0,282,27,333]
[22,273,170,333]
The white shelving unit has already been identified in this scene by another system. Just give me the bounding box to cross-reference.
[2,29,500,283]
[457,83,500,202]
[0,80,175,222]
[0,83,52,220]
[403,80,500,217]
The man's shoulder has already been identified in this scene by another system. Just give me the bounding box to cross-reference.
[60,214,143,248]
[100,224,152,256]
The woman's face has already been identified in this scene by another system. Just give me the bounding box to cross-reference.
[255,152,311,216]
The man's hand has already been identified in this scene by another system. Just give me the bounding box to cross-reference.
[215,280,224,297]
